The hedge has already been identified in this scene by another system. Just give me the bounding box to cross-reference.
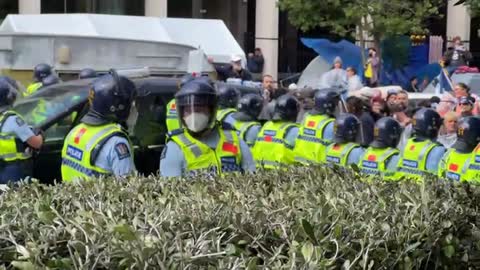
[1,167,480,269]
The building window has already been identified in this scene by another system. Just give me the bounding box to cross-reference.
[0,0,18,21]
[41,0,144,15]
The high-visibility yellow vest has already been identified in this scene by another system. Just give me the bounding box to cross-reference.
[252,121,298,169]
[394,138,438,181]
[217,108,236,123]
[25,82,42,97]
[324,142,361,167]
[358,146,399,180]
[0,110,32,162]
[439,148,471,182]
[464,146,480,184]
[166,99,181,134]
[170,127,242,175]
[232,120,261,147]
[61,123,130,182]
[293,113,334,164]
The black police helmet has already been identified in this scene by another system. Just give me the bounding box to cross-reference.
[79,68,97,79]
[175,79,218,135]
[333,113,360,144]
[82,69,137,126]
[452,116,480,153]
[33,63,52,81]
[236,93,263,121]
[0,80,17,107]
[217,84,240,109]
[272,94,299,122]
[41,74,60,87]
[314,89,340,115]
[370,117,402,148]
[412,108,442,140]
[0,76,19,91]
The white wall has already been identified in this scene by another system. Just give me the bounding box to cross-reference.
[145,0,167,17]
[447,2,471,49]
[255,0,278,79]
[19,0,41,14]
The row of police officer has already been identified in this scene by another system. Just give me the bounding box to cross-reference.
[162,77,480,182]
[2,72,478,183]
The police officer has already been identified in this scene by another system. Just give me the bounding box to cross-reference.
[160,78,255,177]
[252,94,300,169]
[165,74,198,135]
[0,79,43,184]
[41,74,60,89]
[61,70,137,182]
[79,68,98,79]
[324,113,364,167]
[224,93,263,147]
[293,89,338,164]
[395,108,445,181]
[216,84,240,125]
[26,63,52,96]
[439,116,480,182]
[358,117,402,180]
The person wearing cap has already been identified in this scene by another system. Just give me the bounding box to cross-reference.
[319,56,347,89]
[437,111,458,148]
[458,96,475,117]
[323,113,364,167]
[454,83,479,116]
[209,55,252,82]
[160,78,255,177]
[439,116,480,183]
[358,117,402,180]
[394,108,446,181]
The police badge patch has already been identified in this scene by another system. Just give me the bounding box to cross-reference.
[114,143,131,160]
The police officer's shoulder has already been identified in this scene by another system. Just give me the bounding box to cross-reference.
[90,131,130,164]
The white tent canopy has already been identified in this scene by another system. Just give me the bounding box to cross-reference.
[0,14,246,72]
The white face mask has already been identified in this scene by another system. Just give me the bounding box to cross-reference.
[183,112,210,133]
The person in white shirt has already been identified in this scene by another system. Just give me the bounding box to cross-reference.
[346,66,363,93]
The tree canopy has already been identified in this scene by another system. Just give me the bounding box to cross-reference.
[462,0,480,16]
[278,0,446,49]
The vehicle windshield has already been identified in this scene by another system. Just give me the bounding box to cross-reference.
[13,84,89,128]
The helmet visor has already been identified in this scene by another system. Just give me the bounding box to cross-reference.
[176,94,217,133]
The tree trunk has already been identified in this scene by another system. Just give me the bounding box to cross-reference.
[359,21,366,66]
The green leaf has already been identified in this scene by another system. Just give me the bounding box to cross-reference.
[11,261,34,270]
[113,224,137,241]
[301,219,317,244]
[301,241,314,262]
[443,245,455,258]
[247,257,259,270]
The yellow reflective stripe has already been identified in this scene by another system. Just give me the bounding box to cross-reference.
[379,148,398,161]
[177,133,203,158]
[85,125,121,151]
[418,142,436,168]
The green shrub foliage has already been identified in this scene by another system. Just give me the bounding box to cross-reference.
[1,167,480,269]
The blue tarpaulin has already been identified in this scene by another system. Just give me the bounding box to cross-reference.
[300,37,440,88]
